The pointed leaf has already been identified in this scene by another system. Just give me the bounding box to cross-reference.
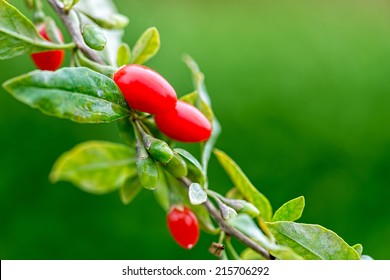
[120,176,142,205]
[3,67,130,123]
[352,244,363,257]
[188,183,207,205]
[214,149,273,221]
[0,0,73,60]
[117,42,131,67]
[180,91,198,104]
[266,221,360,260]
[361,255,374,260]
[50,141,136,195]
[272,196,305,222]
[174,148,205,186]
[131,27,160,65]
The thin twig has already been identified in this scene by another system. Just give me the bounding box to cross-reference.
[47,0,104,64]
[180,177,271,260]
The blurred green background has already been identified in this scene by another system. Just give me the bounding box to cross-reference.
[1,0,390,259]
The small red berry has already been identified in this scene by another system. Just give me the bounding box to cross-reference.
[113,65,177,114]
[31,25,65,71]
[167,206,199,249]
[154,100,212,142]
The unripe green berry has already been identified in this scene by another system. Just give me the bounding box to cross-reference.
[82,24,107,51]
[163,152,188,178]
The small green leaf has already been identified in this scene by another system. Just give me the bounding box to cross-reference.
[266,221,360,260]
[228,214,272,246]
[352,244,363,257]
[120,176,142,205]
[174,148,205,186]
[188,183,207,205]
[3,67,129,123]
[50,141,136,195]
[131,27,160,65]
[228,214,303,260]
[272,196,305,222]
[79,11,129,30]
[214,149,273,221]
[199,98,214,123]
[62,0,79,11]
[182,54,211,106]
[180,91,198,105]
[117,43,131,67]
[0,0,73,60]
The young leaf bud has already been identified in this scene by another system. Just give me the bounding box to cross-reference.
[82,24,107,51]
[163,152,188,178]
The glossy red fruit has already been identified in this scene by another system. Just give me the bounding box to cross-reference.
[155,100,212,142]
[31,25,65,71]
[167,206,199,249]
[113,65,177,114]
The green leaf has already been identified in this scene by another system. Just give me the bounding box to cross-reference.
[0,0,73,60]
[228,214,303,260]
[167,174,219,234]
[50,141,136,195]
[180,91,198,105]
[131,27,160,65]
[266,221,360,260]
[272,196,305,222]
[2,67,129,123]
[228,214,273,246]
[199,98,214,123]
[174,148,205,186]
[117,43,131,67]
[182,54,211,106]
[120,176,142,205]
[352,244,363,257]
[188,183,207,205]
[214,149,273,221]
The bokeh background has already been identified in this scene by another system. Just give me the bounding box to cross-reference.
[1,0,390,259]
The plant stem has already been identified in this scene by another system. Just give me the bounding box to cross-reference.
[179,177,271,260]
[47,0,104,64]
